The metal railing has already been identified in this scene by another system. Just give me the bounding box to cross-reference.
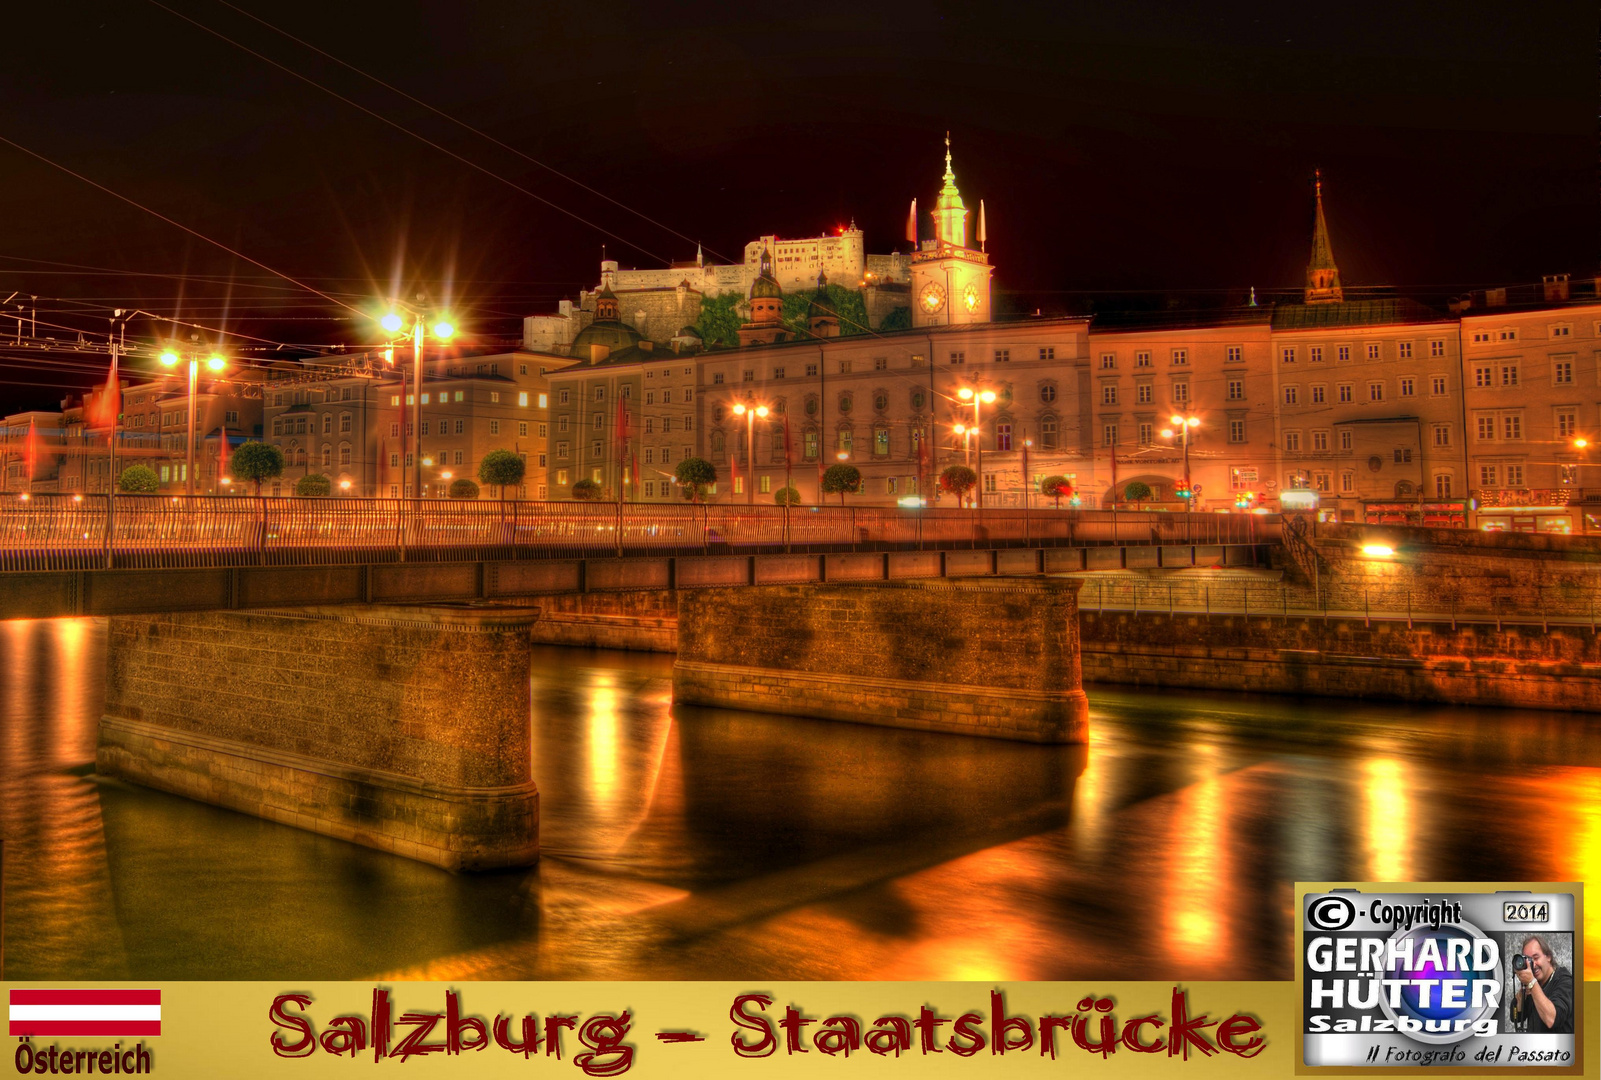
[0,494,1277,572]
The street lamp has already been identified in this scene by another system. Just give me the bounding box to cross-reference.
[1159,412,1202,502]
[380,305,456,499]
[957,387,996,508]
[731,401,769,505]
[159,347,226,496]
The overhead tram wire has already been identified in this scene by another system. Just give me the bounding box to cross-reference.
[0,132,365,322]
[143,0,672,268]
[212,0,734,266]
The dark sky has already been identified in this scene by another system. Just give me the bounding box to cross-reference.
[1,0,1596,409]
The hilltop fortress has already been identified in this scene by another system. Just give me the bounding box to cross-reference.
[524,138,991,354]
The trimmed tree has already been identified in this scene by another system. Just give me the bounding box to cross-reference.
[571,478,603,501]
[821,463,861,504]
[448,478,480,499]
[675,457,716,502]
[295,473,331,497]
[1123,480,1153,509]
[1041,474,1073,508]
[939,464,977,506]
[229,442,285,495]
[773,485,802,506]
[117,464,159,494]
[478,449,525,498]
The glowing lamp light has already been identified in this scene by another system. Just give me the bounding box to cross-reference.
[1170,414,1184,426]
[1577,438,1590,449]
[1188,417,1201,428]
[1362,544,1396,558]
[953,423,967,435]
[339,479,351,490]
[432,321,455,340]
[835,451,850,461]
[441,471,452,480]
[72,494,82,502]
[206,355,226,371]
[733,403,746,415]
[18,492,29,501]
[958,388,974,401]
[421,457,434,467]
[221,477,231,485]
[380,313,404,333]
[1160,428,1174,439]
[979,390,996,404]
[755,405,769,418]
[159,351,180,367]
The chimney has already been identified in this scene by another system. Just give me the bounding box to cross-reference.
[1543,273,1571,302]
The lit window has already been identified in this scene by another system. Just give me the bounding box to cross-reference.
[519,392,528,406]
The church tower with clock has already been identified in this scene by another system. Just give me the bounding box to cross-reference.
[909,135,993,328]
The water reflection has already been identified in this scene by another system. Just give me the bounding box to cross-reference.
[7,621,1601,981]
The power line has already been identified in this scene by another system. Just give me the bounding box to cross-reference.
[212,0,732,265]
[144,0,671,267]
[0,132,365,317]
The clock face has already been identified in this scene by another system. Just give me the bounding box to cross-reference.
[920,281,946,313]
[963,283,981,312]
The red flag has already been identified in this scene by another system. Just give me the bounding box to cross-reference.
[216,424,229,488]
[783,413,792,466]
[23,417,42,481]
[905,198,917,245]
[10,989,161,1038]
[729,427,741,496]
[93,371,121,431]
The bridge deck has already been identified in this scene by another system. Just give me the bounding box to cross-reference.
[0,544,1267,620]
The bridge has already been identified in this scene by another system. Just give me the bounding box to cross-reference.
[0,494,1274,619]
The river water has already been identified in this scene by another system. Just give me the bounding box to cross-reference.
[3,616,1599,982]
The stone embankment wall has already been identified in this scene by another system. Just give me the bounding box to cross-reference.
[98,605,540,870]
[528,589,679,651]
[1284,521,1601,616]
[673,580,1089,742]
[1078,609,1601,710]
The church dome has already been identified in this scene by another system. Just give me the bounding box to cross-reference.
[750,246,782,300]
[571,317,642,358]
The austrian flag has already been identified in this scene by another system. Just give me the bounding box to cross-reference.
[9,989,161,1037]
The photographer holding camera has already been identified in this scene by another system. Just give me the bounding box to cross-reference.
[1510,936,1573,1035]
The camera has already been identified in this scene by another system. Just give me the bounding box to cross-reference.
[1514,954,1535,972]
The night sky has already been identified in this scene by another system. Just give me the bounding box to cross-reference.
[1,0,1595,409]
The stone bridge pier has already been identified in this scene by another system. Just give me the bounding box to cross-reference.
[97,604,540,871]
[673,579,1090,743]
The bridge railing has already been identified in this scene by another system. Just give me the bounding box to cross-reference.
[0,494,1277,571]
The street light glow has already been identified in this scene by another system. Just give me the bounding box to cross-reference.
[755,405,769,418]
[1362,544,1396,558]
[206,355,226,371]
[1160,428,1174,439]
[1187,417,1201,428]
[432,321,455,340]
[979,390,996,404]
[733,403,746,415]
[380,313,404,333]
[159,351,179,366]
[1170,414,1184,425]
[953,423,967,435]
[958,388,974,400]
[1577,438,1589,449]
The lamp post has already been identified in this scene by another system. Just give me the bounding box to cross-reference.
[732,401,769,505]
[159,348,226,496]
[957,387,996,508]
[381,306,455,499]
[1160,412,1201,502]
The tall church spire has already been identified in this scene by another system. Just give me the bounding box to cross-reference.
[1304,169,1344,304]
[931,131,968,248]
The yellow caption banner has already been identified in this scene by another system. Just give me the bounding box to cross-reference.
[5,980,1597,1078]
